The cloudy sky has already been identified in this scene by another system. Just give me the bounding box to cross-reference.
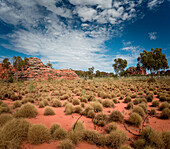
[0,0,170,72]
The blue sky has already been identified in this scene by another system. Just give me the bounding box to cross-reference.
[0,0,169,72]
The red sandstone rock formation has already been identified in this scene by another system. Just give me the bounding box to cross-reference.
[126,67,147,75]
[0,57,79,80]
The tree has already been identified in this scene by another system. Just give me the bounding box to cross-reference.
[88,66,94,79]
[2,58,11,84]
[137,48,169,75]
[46,61,53,68]
[112,58,127,76]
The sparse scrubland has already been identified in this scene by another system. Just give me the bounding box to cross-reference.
[0,77,170,149]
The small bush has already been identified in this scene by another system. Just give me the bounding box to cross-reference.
[126,102,133,110]
[51,99,62,107]
[43,99,49,106]
[89,102,103,112]
[0,114,13,127]
[133,106,146,117]
[109,110,124,122]
[150,109,156,115]
[38,101,45,108]
[159,102,170,111]
[72,98,80,105]
[87,110,95,118]
[0,102,11,114]
[124,96,131,103]
[52,127,67,140]
[59,139,74,149]
[128,112,142,127]
[44,106,55,115]
[161,108,170,119]
[105,122,117,133]
[83,129,100,144]
[146,94,153,102]
[14,103,38,118]
[28,124,51,144]
[106,130,127,148]
[65,103,74,115]
[138,103,147,113]
[120,145,133,149]
[161,131,170,149]
[73,105,83,114]
[103,99,114,107]
[134,138,145,149]
[152,100,159,107]
[12,100,22,109]
[93,113,108,127]
[159,95,167,101]
[50,123,61,135]
[0,118,30,149]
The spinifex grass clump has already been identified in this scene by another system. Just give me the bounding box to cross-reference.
[0,118,31,149]
[152,100,159,107]
[128,112,142,127]
[38,101,45,108]
[159,102,170,111]
[124,96,131,103]
[52,127,67,140]
[83,129,100,144]
[0,102,11,114]
[133,106,146,117]
[120,145,133,149]
[65,103,74,115]
[51,98,62,107]
[109,110,124,122]
[14,103,38,118]
[50,123,61,135]
[44,106,55,115]
[28,124,51,144]
[126,102,133,110]
[102,99,114,107]
[105,122,117,133]
[93,112,108,127]
[86,110,95,118]
[161,108,170,119]
[0,114,13,127]
[59,139,74,149]
[12,100,22,109]
[161,131,170,149]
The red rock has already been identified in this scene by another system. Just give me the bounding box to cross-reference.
[126,66,147,75]
[0,57,79,80]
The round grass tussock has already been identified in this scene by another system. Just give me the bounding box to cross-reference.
[65,103,74,115]
[150,109,156,115]
[109,110,124,122]
[50,123,61,135]
[44,106,55,115]
[72,98,80,105]
[134,138,145,149]
[124,96,131,103]
[28,124,51,144]
[38,101,45,108]
[159,102,170,111]
[0,118,30,148]
[161,131,170,149]
[120,145,133,149]
[105,122,117,133]
[161,108,170,119]
[102,99,114,107]
[93,112,108,127]
[132,106,146,117]
[126,102,133,110]
[12,100,22,109]
[14,103,38,118]
[83,129,100,144]
[0,114,13,127]
[51,99,62,107]
[152,100,159,107]
[73,105,83,114]
[87,110,95,118]
[59,139,74,149]
[128,112,142,127]
[0,102,11,114]
[52,127,67,140]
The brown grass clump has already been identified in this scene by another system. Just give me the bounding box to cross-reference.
[0,118,30,149]
[150,109,156,115]
[65,103,74,115]
[128,112,142,127]
[159,95,167,101]
[145,94,153,102]
[0,102,11,114]
[12,100,22,109]
[73,105,83,114]
[134,138,145,149]
[133,106,146,117]
[59,139,74,149]
[106,130,127,148]
[160,108,170,119]
[105,122,117,133]
[83,129,100,144]
[50,123,61,135]
[93,112,108,127]
[51,99,62,107]
[159,102,170,111]
[0,114,13,127]
[38,101,45,108]
[72,98,80,105]
[124,96,131,103]
[161,131,170,149]
[140,127,163,148]
[102,99,114,107]
[138,103,147,113]
[44,106,55,115]
[109,110,124,122]
[27,124,51,144]
[126,102,133,110]
[86,110,95,118]
[52,127,67,140]
[120,145,133,149]
[14,103,38,118]
[152,100,159,107]
[89,102,103,112]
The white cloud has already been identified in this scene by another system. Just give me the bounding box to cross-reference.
[148,32,157,40]
[148,0,164,10]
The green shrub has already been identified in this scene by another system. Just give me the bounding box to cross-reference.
[161,108,170,119]
[38,101,45,108]
[109,110,124,122]
[161,131,170,149]
[133,106,146,117]
[65,103,74,115]
[14,103,38,118]
[152,100,159,107]
[50,123,61,135]
[0,114,13,127]
[28,124,51,144]
[0,118,30,149]
[72,98,80,105]
[159,102,170,111]
[93,113,108,127]
[44,106,55,115]
[105,122,117,133]
[51,99,62,107]
[141,127,163,148]
[124,96,131,103]
[126,102,133,110]
[87,110,95,118]
[106,130,127,148]
[52,127,67,140]
[83,129,100,144]
[12,100,22,109]
[103,99,114,107]
[59,139,74,149]
[128,112,142,127]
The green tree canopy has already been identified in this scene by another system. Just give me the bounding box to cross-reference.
[112,58,127,76]
[46,61,53,68]
[137,48,169,74]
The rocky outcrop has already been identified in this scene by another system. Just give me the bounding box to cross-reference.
[126,67,147,75]
[0,57,79,80]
